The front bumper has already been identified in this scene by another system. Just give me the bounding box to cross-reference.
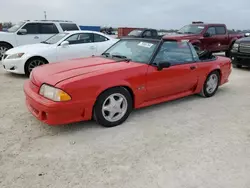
[231,51,250,66]
[23,80,92,126]
[2,57,26,74]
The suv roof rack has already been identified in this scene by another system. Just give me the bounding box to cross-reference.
[33,20,73,22]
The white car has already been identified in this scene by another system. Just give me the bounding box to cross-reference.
[2,30,119,76]
[0,20,81,59]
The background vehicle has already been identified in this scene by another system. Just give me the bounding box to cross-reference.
[0,20,80,58]
[165,22,245,56]
[122,29,164,39]
[2,31,118,76]
[230,37,250,68]
[24,38,231,127]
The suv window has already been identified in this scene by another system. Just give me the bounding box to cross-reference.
[153,41,194,65]
[206,27,216,35]
[94,34,109,42]
[60,23,79,31]
[65,33,93,45]
[21,23,39,34]
[215,26,226,35]
[40,23,59,34]
[152,30,158,37]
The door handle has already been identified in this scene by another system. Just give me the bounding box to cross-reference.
[190,66,196,70]
[34,36,39,39]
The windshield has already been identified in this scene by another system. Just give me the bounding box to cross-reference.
[178,25,205,34]
[7,22,25,33]
[128,30,143,36]
[42,33,68,44]
[103,39,159,64]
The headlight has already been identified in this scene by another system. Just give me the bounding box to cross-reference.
[39,84,71,102]
[233,43,239,48]
[181,39,189,42]
[7,53,25,59]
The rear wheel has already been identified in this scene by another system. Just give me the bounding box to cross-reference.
[93,87,133,127]
[24,58,47,77]
[0,43,12,59]
[200,71,220,98]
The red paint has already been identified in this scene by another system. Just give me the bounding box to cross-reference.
[24,56,231,126]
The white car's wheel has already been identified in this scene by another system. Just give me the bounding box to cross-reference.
[25,58,48,77]
[0,43,12,59]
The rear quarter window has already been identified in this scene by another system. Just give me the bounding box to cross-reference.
[60,23,79,31]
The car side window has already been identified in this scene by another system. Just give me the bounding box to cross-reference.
[94,34,109,42]
[215,26,226,35]
[21,23,39,34]
[143,31,152,37]
[206,27,216,36]
[65,33,93,45]
[40,23,59,34]
[60,23,79,31]
[153,41,194,66]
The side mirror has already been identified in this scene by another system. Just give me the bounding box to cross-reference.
[203,32,211,37]
[244,33,250,37]
[17,29,27,35]
[60,41,69,47]
[157,62,171,71]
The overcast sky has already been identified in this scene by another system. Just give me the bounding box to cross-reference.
[1,0,249,30]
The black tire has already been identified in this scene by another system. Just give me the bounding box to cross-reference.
[200,71,220,98]
[225,43,234,57]
[93,87,133,127]
[233,64,242,68]
[0,43,12,59]
[24,57,47,77]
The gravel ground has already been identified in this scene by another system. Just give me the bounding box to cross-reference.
[1,64,250,188]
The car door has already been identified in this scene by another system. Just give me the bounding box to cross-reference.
[146,41,198,100]
[202,26,221,51]
[93,33,116,55]
[215,26,228,51]
[16,23,43,46]
[40,23,59,41]
[56,33,97,62]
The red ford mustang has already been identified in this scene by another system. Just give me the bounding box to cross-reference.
[24,38,232,127]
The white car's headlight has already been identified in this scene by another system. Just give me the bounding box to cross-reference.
[7,53,25,59]
[39,84,71,102]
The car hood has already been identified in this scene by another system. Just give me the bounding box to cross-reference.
[236,37,250,43]
[6,43,54,54]
[31,56,141,86]
[0,31,14,39]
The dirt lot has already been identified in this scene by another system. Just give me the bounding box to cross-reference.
[1,64,250,188]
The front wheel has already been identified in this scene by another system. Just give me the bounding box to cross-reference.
[24,58,47,77]
[0,43,12,59]
[93,87,133,127]
[200,71,220,98]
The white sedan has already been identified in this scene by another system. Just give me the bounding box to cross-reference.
[1,30,119,76]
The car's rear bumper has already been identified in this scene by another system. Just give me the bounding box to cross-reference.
[231,51,250,66]
[23,80,93,126]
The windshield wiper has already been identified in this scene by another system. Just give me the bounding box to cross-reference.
[111,55,131,62]
[184,32,195,34]
[102,52,110,57]
[41,41,50,44]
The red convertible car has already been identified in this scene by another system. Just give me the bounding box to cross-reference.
[24,38,232,127]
